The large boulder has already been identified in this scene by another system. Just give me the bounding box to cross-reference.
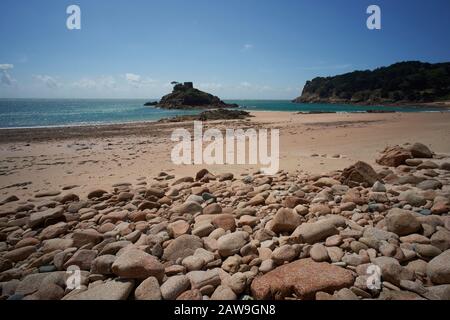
[424,285,450,300]
[203,203,222,215]
[217,231,249,257]
[65,279,134,300]
[385,208,421,236]
[112,249,164,281]
[72,229,103,247]
[376,146,412,167]
[28,207,64,229]
[160,275,190,300]
[167,220,190,238]
[373,256,414,286]
[408,142,433,158]
[162,235,203,262]
[134,277,162,300]
[270,208,301,233]
[340,161,379,187]
[39,222,69,240]
[15,273,65,296]
[250,258,354,300]
[291,219,340,244]
[4,246,37,263]
[398,190,426,207]
[63,249,97,271]
[212,214,236,231]
[172,202,203,215]
[417,179,442,190]
[427,250,450,285]
[87,189,108,199]
[90,255,116,275]
[0,258,12,272]
[187,269,221,289]
[211,285,237,300]
[42,238,74,253]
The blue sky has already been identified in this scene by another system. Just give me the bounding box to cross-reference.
[0,0,449,99]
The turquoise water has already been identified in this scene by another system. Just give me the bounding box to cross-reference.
[0,98,445,128]
[228,100,445,113]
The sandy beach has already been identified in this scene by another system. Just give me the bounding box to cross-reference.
[3,0,450,306]
[1,111,450,200]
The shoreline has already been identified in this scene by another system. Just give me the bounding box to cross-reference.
[0,110,447,144]
[1,108,449,133]
[0,118,160,131]
[0,110,450,217]
[1,99,449,132]
[0,110,449,144]
[291,100,450,108]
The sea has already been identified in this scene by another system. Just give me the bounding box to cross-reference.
[0,98,446,129]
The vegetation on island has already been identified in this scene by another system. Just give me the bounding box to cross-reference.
[293,61,450,105]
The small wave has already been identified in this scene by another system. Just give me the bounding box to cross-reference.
[0,119,159,130]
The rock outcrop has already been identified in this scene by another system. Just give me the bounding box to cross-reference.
[340,161,379,187]
[158,109,251,123]
[149,82,238,110]
[377,143,435,167]
[376,146,413,167]
[250,259,355,300]
[292,61,450,105]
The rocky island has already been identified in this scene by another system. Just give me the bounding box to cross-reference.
[293,61,450,106]
[146,82,238,110]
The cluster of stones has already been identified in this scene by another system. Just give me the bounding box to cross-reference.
[0,142,449,300]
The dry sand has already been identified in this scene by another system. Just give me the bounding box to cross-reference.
[1,111,450,200]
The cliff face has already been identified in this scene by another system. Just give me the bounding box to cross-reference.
[293,61,450,105]
[155,82,238,109]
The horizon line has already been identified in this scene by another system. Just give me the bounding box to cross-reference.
[0,97,297,101]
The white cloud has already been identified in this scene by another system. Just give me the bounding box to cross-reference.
[242,44,254,51]
[0,64,16,86]
[73,78,96,89]
[239,82,251,89]
[73,76,116,89]
[1,72,15,86]
[125,73,156,88]
[99,76,116,88]
[0,64,14,70]
[33,75,61,89]
[260,85,273,91]
[125,73,141,83]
